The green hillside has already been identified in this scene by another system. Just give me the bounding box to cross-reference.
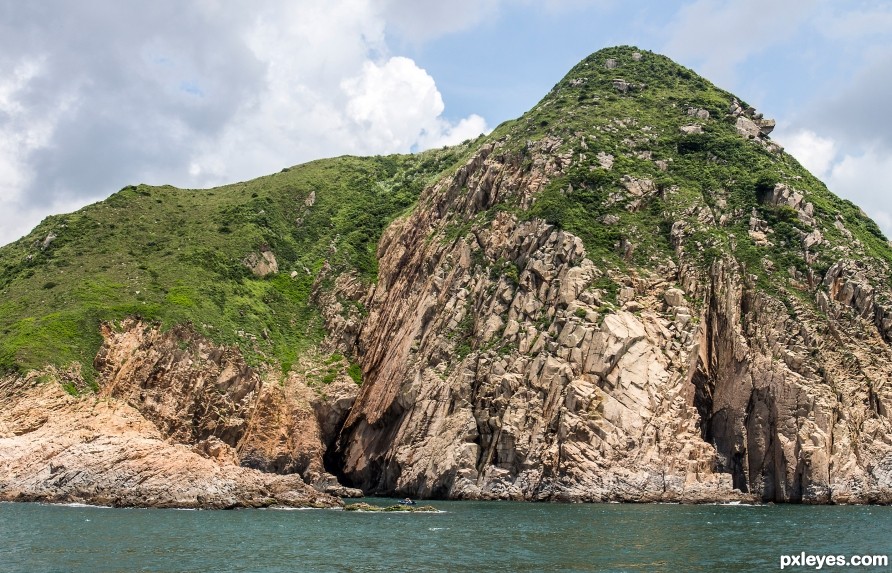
[0,145,477,384]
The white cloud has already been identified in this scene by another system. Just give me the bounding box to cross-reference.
[0,56,82,244]
[777,128,837,178]
[793,48,892,152]
[662,0,814,86]
[0,1,489,246]
[0,59,52,194]
[342,57,488,152]
[184,5,488,187]
[825,147,892,236]
[816,6,892,40]
[418,113,488,149]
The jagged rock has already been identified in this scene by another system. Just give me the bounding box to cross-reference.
[618,286,636,303]
[334,145,746,503]
[803,229,823,249]
[597,151,614,170]
[243,249,278,276]
[620,175,655,196]
[0,371,340,508]
[755,118,776,135]
[313,473,363,498]
[332,135,892,504]
[631,52,642,61]
[192,436,240,466]
[736,116,761,138]
[0,319,360,507]
[680,124,703,135]
[605,58,618,69]
[748,230,771,246]
[41,233,57,250]
[613,79,630,93]
[663,287,686,307]
[687,107,710,120]
[834,215,854,240]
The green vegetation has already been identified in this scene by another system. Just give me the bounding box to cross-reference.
[486,45,892,306]
[0,146,478,380]
[347,362,363,385]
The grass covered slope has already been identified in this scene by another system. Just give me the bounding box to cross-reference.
[0,145,478,383]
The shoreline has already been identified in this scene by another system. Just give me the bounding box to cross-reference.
[3,496,888,511]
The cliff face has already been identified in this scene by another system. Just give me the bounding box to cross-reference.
[332,143,892,503]
[0,370,340,508]
[329,48,892,503]
[2,46,891,506]
[334,142,736,501]
[0,320,358,507]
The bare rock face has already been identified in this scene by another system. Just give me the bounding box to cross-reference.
[334,143,739,502]
[690,259,892,503]
[732,102,777,144]
[95,320,333,479]
[333,141,892,503]
[0,319,362,507]
[243,248,279,276]
[0,372,339,508]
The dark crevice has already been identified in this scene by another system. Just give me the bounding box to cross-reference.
[691,363,714,442]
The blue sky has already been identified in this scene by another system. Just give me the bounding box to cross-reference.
[1,0,891,245]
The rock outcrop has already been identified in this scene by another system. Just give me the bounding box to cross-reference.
[243,248,279,277]
[0,371,339,508]
[331,131,892,503]
[0,320,362,507]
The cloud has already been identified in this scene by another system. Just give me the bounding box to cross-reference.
[0,56,83,244]
[0,1,489,246]
[381,0,501,42]
[794,49,892,151]
[777,128,837,178]
[662,0,814,86]
[825,147,892,237]
[343,57,487,152]
[816,6,892,40]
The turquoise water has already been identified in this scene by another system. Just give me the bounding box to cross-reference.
[2,499,891,572]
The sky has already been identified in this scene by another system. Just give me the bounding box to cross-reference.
[1,0,892,246]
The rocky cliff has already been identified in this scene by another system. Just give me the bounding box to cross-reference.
[332,137,892,502]
[331,48,892,503]
[0,320,357,507]
[1,46,891,506]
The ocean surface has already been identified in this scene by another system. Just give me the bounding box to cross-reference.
[2,499,891,572]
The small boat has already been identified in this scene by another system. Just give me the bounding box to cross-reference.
[398,498,416,506]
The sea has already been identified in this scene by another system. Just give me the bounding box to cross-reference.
[2,498,890,572]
